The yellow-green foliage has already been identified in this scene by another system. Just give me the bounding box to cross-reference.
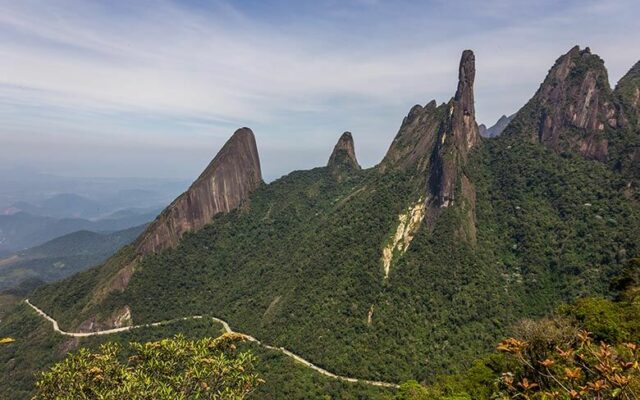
[33,333,261,400]
[0,337,15,345]
[496,332,640,399]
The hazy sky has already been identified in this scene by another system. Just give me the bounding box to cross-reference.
[1,0,639,181]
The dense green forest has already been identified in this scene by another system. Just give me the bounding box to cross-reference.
[28,133,640,386]
[2,45,638,399]
[0,303,393,399]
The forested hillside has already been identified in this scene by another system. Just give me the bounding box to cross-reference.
[1,46,639,398]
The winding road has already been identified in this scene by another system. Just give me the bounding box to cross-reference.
[24,299,399,389]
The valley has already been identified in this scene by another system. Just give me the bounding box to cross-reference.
[1,45,639,399]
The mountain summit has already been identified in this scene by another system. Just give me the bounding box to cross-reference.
[135,128,262,255]
[15,48,640,398]
[327,132,361,181]
[615,60,640,128]
[505,46,621,161]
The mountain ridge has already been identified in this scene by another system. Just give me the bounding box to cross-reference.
[4,46,640,398]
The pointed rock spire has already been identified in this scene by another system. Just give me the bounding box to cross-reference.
[452,49,480,152]
[428,50,479,208]
[327,132,361,181]
[424,50,479,243]
[135,127,262,255]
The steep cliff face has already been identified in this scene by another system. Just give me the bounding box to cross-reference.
[135,128,262,255]
[427,50,479,207]
[424,50,479,241]
[327,132,361,181]
[613,60,640,185]
[615,60,640,129]
[379,51,479,241]
[379,100,444,173]
[505,46,622,161]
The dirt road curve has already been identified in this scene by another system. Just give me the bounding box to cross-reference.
[24,299,399,389]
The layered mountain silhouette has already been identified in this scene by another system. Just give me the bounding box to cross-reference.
[479,114,514,138]
[8,46,640,393]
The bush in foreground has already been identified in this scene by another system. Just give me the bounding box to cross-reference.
[34,333,261,400]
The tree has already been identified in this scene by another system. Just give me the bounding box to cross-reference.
[34,333,262,400]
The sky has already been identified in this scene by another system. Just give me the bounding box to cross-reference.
[0,0,639,182]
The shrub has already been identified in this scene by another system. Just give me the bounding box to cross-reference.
[33,333,262,400]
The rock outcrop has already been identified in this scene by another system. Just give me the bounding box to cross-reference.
[615,60,640,129]
[424,50,479,242]
[613,60,640,184]
[427,50,479,207]
[505,46,622,161]
[379,50,480,242]
[135,127,262,255]
[327,132,361,181]
[379,100,444,173]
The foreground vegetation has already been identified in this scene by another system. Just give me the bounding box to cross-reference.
[27,135,640,386]
[34,333,261,400]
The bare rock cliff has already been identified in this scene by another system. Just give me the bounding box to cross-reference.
[135,127,262,255]
[424,50,479,242]
[327,132,361,181]
[379,50,480,242]
[615,60,640,128]
[506,46,622,161]
[379,100,443,173]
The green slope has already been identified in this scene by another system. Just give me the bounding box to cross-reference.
[31,137,640,383]
[0,225,145,291]
[0,303,392,400]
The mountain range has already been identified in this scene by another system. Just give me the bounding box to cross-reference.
[1,46,639,398]
[0,224,145,292]
[478,114,514,138]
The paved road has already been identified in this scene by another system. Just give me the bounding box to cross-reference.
[24,299,399,389]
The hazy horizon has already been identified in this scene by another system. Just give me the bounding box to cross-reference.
[1,0,639,182]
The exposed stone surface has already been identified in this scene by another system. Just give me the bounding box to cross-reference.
[135,128,262,255]
[431,50,479,202]
[327,132,361,181]
[77,305,132,333]
[613,60,640,184]
[615,60,640,128]
[379,50,479,242]
[506,46,621,161]
[379,100,443,173]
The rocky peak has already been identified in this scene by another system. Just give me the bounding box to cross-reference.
[378,51,480,241]
[379,99,443,172]
[506,45,619,161]
[425,50,479,238]
[451,49,480,152]
[135,127,262,255]
[327,132,361,181]
[615,60,640,128]
[480,114,514,138]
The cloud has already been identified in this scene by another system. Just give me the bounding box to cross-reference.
[0,0,638,180]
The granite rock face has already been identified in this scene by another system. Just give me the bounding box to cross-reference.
[615,60,640,129]
[428,50,479,207]
[135,128,262,255]
[379,100,443,173]
[506,46,622,161]
[423,50,479,242]
[327,132,361,181]
[379,50,480,242]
